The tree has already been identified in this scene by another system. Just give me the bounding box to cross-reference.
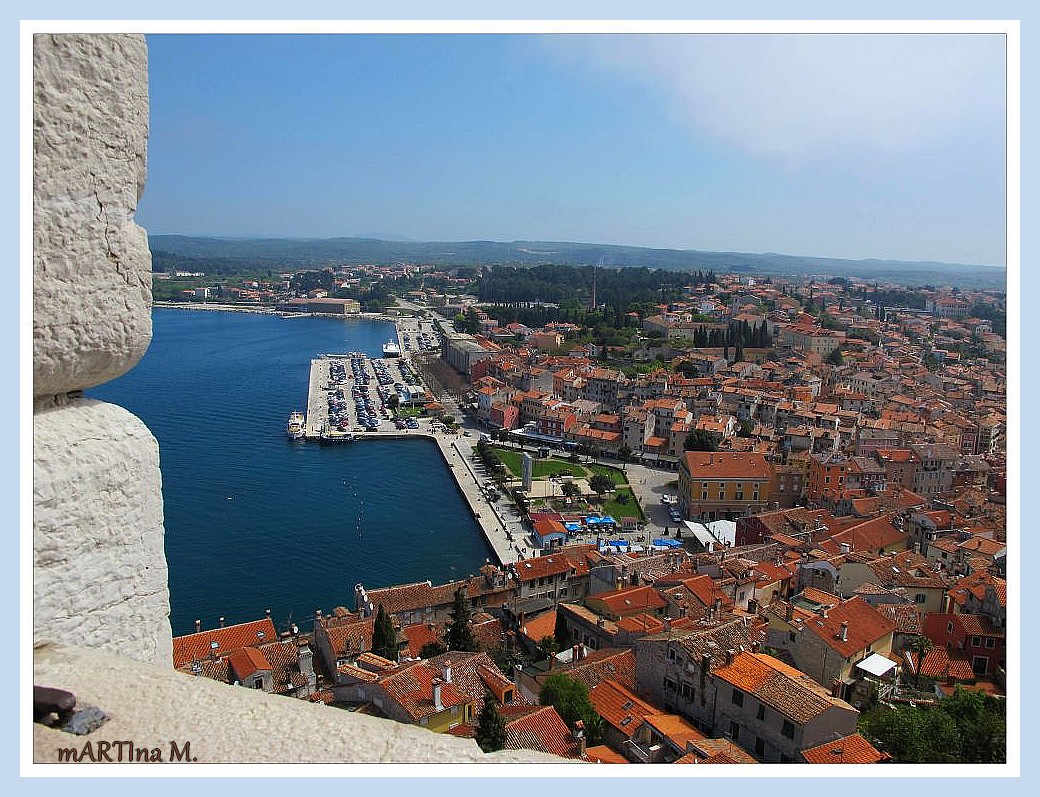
[372,604,397,662]
[444,587,477,652]
[589,473,615,495]
[419,641,447,659]
[561,481,581,498]
[539,635,559,656]
[683,429,720,452]
[737,419,754,438]
[475,691,507,752]
[825,347,845,367]
[539,673,603,744]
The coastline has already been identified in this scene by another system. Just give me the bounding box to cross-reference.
[153,301,398,323]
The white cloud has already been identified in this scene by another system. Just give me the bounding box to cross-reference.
[544,34,1005,161]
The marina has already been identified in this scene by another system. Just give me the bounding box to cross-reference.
[298,347,517,566]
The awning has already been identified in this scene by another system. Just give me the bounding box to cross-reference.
[856,653,898,678]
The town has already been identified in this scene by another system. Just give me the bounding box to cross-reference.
[165,261,1007,765]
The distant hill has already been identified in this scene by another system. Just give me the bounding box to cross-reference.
[147,235,1007,290]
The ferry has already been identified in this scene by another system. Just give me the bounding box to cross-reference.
[382,340,402,358]
[286,411,306,440]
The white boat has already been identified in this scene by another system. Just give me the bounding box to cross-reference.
[382,340,402,358]
[286,411,306,440]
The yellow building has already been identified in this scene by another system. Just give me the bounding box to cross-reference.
[678,451,774,521]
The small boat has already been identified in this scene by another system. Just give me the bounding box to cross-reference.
[286,411,306,440]
[382,340,402,358]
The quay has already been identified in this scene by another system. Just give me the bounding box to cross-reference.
[299,344,517,566]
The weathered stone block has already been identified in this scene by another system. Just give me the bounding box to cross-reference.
[33,33,152,397]
[34,397,172,666]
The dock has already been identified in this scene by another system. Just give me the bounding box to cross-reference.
[298,345,517,565]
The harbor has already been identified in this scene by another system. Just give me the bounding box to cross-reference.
[295,341,518,566]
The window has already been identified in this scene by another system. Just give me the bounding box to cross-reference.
[971,636,982,648]
[664,677,677,692]
[755,737,765,756]
[729,721,739,740]
[668,648,676,661]
[781,720,795,739]
[701,491,708,501]
[731,688,744,707]
[985,638,996,649]
[719,492,725,500]
[735,492,744,501]
[947,621,954,633]
[914,594,926,604]
[753,492,759,501]
[757,704,765,721]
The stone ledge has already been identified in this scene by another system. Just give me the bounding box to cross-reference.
[32,644,574,766]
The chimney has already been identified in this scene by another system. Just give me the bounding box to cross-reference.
[746,598,759,616]
[195,619,201,633]
[432,678,443,711]
[574,719,587,756]
[265,608,271,619]
[913,542,921,555]
[830,678,842,698]
[663,616,671,632]
[315,609,322,620]
[785,602,795,622]
[725,648,736,665]
[839,621,849,642]
[442,659,453,684]
[219,616,225,628]
[572,644,581,662]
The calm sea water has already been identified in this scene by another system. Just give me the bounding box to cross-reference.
[87,309,493,636]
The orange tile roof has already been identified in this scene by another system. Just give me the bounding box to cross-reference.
[585,744,630,763]
[682,451,772,480]
[800,597,895,657]
[512,554,574,583]
[588,679,659,739]
[519,610,557,646]
[504,705,582,758]
[172,618,278,668]
[713,653,850,724]
[801,733,889,764]
[226,646,272,680]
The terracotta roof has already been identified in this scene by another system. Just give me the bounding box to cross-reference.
[642,713,705,751]
[801,733,888,764]
[713,652,851,724]
[172,618,278,668]
[585,744,630,763]
[376,661,471,721]
[504,705,582,758]
[226,646,272,681]
[588,680,660,739]
[511,554,574,583]
[519,610,557,646]
[682,451,772,480]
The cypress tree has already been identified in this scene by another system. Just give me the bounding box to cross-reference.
[475,691,507,752]
[372,604,398,662]
[444,587,478,652]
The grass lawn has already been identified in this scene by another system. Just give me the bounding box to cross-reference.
[397,406,423,417]
[587,463,629,486]
[596,488,645,523]
[491,448,588,480]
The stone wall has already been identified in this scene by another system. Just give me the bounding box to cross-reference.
[33,33,171,665]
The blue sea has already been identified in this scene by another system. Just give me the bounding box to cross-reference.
[87,309,493,636]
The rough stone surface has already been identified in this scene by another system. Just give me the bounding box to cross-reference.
[33,644,574,765]
[33,33,152,397]
[34,398,172,666]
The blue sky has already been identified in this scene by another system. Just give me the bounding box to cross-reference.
[140,31,1007,266]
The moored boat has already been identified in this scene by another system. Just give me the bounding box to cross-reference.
[286,411,306,440]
